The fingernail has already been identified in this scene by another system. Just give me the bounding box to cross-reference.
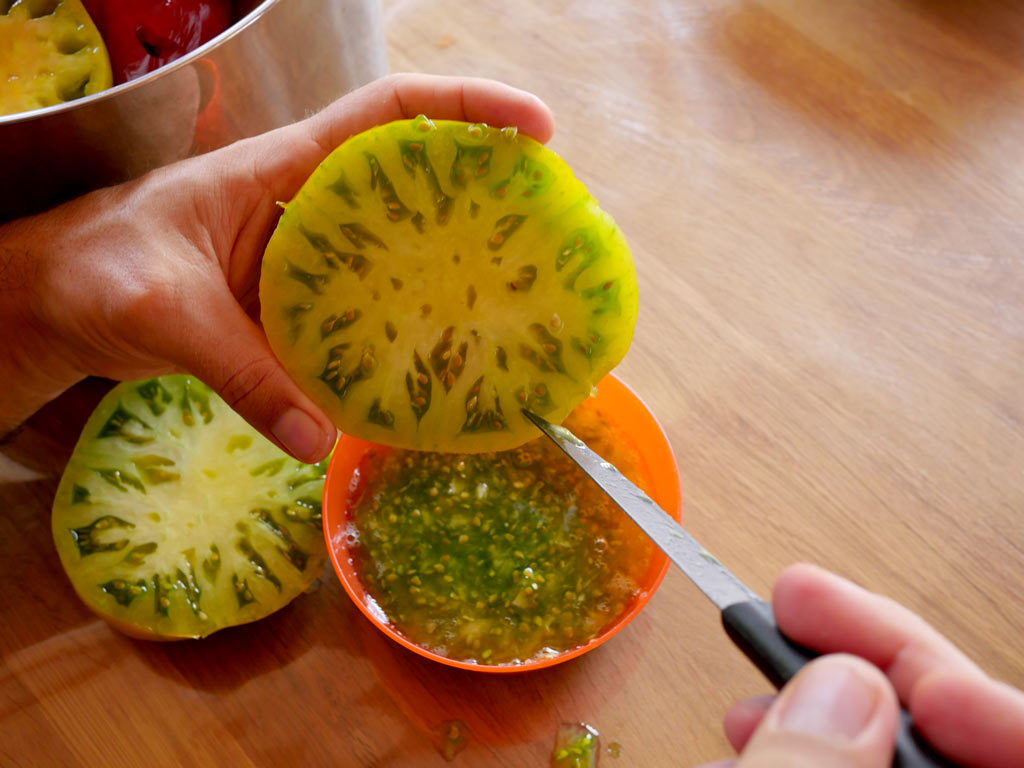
[272,408,324,462]
[779,658,880,738]
[737,694,776,714]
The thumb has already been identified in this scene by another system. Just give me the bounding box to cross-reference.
[737,655,899,768]
[172,296,337,463]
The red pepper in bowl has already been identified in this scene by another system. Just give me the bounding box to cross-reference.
[82,0,232,83]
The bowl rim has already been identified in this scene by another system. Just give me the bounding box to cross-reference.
[0,0,282,127]
[322,372,683,673]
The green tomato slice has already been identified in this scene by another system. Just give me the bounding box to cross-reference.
[51,376,328,640]
[260,116,638,453]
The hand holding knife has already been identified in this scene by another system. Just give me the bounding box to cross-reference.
[524,410,959,768]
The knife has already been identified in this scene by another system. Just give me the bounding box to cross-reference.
[523,410,958,768]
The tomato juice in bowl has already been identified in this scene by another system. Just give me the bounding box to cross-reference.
[323,374,682,672]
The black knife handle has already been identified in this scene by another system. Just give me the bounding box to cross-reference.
[721,599,960,768]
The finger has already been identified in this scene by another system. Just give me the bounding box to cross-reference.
[724,695,774,752]
[772,563,982,701]
[249,73,556,202]
[159,290,337,463]
[911,671,1024,768]
[737,655,899,768]
[309,72,556,147]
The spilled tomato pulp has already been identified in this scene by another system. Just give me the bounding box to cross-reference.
[551,722,601,768]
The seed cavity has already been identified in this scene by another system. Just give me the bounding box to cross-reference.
[300,226,370,279]
[177,379,214,427]
[385,321,398,342]
[26,0,59,17]
[555,229,602,291]
[286,260,329,294]
[572,328,604,359]
[203,544,222,582]
[519,323,567,374]
[250,509,310,571]
[466,285,477,310]
[328,170,360,208]
[364,153,413,223]
[508,265,537,292]
[174,559,204,618]
[368,399,396,430]
[98,405,153,444]
[238,538,282,591]
[581,279,622,316]
[400,140,455,225]
[71,484,91,505]
[450,142,493,187]
[339,221,388,250]
[320,308,362,339]
[93,467,146,494]
[430,327,468,393]
[420,304,432,318]
[100,579,147,607]
[288,458,328,491]
[461,376,507,434]
[487,214,527,251]
[136,379,173,416]
[469,200,480,218]
[390,277,403,291]
[122,541,158,567]
[251,458,287,477]
[153,575,171,616]
[411,212,426,233]
[405,351,432,422]
[233,573,256,607]
[285,302,313,342]
[133,455,180,484]
[495,346,508,371]
[321,344,376,400]
[284,497,323,529]
[492,154,550,200]
[515,382,555,415]
[226,435,253,453]
[71,515,134,556]
[56,73,90,102]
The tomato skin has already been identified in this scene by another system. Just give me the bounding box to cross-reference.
[84,0,232,84]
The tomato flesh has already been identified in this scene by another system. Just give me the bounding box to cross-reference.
[83,0,231,83]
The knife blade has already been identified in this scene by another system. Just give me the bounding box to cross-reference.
[523,409,958,768]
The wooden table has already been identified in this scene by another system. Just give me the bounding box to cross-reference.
[4,0,1024,765]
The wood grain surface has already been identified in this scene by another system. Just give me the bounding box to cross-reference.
[3,0,1024,765]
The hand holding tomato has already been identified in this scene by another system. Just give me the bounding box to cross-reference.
[0,74,554,462]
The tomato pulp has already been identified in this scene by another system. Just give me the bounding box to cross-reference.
[343,398,656,666]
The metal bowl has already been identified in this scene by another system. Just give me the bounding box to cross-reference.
[0,0,388,222]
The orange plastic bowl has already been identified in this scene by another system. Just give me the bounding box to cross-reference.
[322,373,682,673]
